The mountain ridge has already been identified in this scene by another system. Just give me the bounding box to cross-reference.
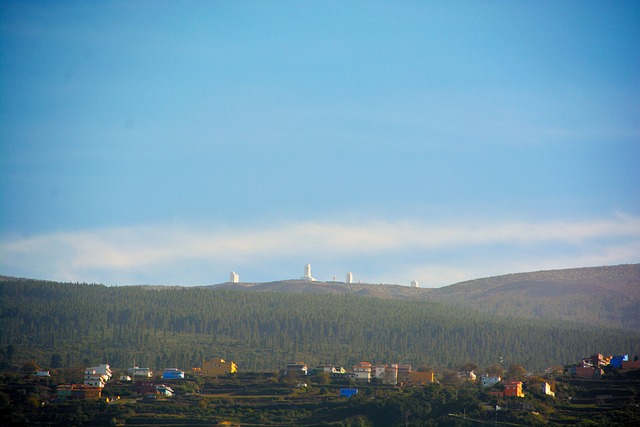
[210,263,639,298]
[2,263,638,329]
[210,264,640,329]
[436,264,640,297]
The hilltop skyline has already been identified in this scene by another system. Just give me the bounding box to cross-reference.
[1,1,639,286]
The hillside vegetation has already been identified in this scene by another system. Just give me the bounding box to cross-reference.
[1,277,637,374]
[430,264,640,329]
[214,264,640,329]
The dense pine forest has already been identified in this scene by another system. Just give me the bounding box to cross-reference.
[1,278,638,373]
[214,264,640,330]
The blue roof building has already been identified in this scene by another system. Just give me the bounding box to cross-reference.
[162,368,185,379]
[610,355,628,369]
[340,388,358,398]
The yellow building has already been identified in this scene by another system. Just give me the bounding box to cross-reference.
[407,370,434,385]
[202,358,237,377]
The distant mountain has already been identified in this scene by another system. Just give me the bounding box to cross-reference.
[211,264,640,330]
[429,264,640,330]
[432,264,640,299]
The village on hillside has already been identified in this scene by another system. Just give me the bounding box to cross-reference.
[30,350,639,403]
[5,339,640,426]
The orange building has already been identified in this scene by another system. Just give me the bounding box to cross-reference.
[503,380,524,398]
[202,358,237,377]
[57,384,102,400]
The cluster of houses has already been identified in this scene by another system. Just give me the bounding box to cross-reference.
[567,353,640,379]
[286,361,557,399]
[56,363,114,400]
[285,361,434,386]
[54,359,236,400]
[458,370,556,398]
[51,351,639,401]
[55,363,184,401]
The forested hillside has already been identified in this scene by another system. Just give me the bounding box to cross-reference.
[438,264,640,298]
[1,278,637,374]
[214,264,640,329]
[430,264,640,329]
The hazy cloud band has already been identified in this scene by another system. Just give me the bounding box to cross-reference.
[2,214,639,286]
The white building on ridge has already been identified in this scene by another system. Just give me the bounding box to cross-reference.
[301,264,317,281]
[346,272,353,284]
[230,271,239,283]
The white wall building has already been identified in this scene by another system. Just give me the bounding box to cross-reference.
[301,264,317,281]
[541,382,555,397]
[374,364,399,384]
[84,364,112,388]
[130,367,153,378]
[320,365,346,374]
[480,375,502,387]
[353,362,372,382]
[346,272,353,284]
[230,271,239,283]
[411,280,419,288]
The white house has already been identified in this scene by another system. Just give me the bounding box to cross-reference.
[480,374,501,387]
[374,364,399,385]
[130,367,153,378]
[84,363,112,388]
[156,385,174,397]
[88,364,112,378]
[321,365,346,374]
[541,382,555,397]
[353,362,372,382]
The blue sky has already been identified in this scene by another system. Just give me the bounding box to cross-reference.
[1,1,639,286]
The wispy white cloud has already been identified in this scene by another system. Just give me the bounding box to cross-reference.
[1,214,639,286]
